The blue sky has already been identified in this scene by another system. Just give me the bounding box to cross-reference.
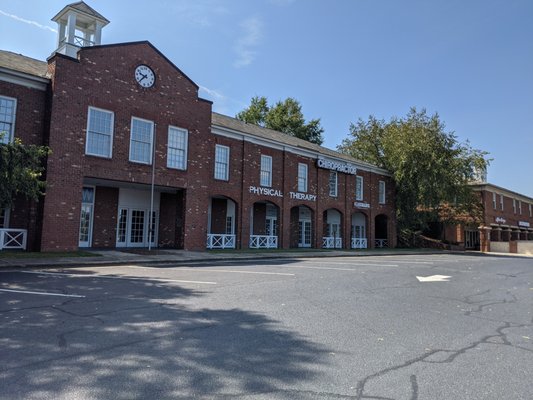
[1,0,532,197]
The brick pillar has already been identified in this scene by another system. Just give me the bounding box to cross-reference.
[479,225,491,252]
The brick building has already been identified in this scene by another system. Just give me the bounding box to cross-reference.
[0,2,396,252]
[444,182,533,253]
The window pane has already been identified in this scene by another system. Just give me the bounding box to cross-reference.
[356,176,363,201]
[329,172,337,197]
[260,155,272,187]
[214,145,229,180]
[379,181,386,204]
[0,97,16,144]
[298,163,307,192]
[130,118,153,163]
[87,108,113,157]
[167,127,187,169]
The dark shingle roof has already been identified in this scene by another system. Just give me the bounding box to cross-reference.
[211,112,388,173]
[0,50,49,79]
[52,1,110,24]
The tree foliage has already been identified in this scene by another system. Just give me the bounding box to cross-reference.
[236,96,324,145]
[338,108,489,230]
[0,136,50,209]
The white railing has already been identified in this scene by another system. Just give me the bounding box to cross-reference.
[59,36,95,47]
[249,235,278,249]
[375,239,389,248]
[207,234,236,249]
[0,229,27,250]
[351,238,368,249]
[322,237,342,249]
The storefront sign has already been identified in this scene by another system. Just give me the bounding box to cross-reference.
[495,217,506,224]
[518,221,530,228]
[317,158,357,175]
[289,192,317,202]
[249,186,283,197]
[354,202,370,209]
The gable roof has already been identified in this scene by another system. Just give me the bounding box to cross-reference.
[0,50,49,79]
[211,112,390,174]
[51,1,110,24]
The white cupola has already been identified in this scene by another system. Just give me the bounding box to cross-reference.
[51,1,110,58]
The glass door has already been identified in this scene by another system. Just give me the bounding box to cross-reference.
[79,187,95,247]
[298,220,312,248]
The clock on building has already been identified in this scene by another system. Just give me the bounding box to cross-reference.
[134,64,155,88]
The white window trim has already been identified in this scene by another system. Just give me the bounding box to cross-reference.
[329,171,338,197]
[518,200,522,215]
[513,199,516,214]
[356,176,364,201]
[298,163,308,192]
[129,117,154,165]
[379,180,386,204]
[492,192,497,210]
[260,154,272,187]
[0,95,17,144]
[214,144,230,181]
[85,106,114,158]
[500,194,504,211]
[0,207,10,229]
[529,203,532,218]
[167,125,188,170]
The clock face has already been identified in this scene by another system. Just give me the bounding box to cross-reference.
[135,65,155,88]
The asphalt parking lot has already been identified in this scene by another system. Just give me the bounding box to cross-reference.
[1,254,532,399]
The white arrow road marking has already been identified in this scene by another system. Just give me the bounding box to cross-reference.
[416,275,451,282]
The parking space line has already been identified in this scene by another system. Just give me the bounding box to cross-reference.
[295,261,399,267]
[121,266,296,276]
[19,271,217,285]
[0,288,85,298]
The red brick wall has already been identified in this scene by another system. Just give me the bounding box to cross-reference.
[40,43,212,251]
[92,187,118,248]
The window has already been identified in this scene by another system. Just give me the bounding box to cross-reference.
[492,192,497,210]
[0,96,16,144]
[298,163,308,192]
[260,155,272,187]
[500,194,504,211]
[0,208,9,228]
[214,144,229,180]
[379,181,386,204]
[530,203,532,218]
[225,216,233,234]
[167,126,188,170]
[329,171,338,197]
[518,200,522,215]
[513,199,516,214]
[129,117,154,164]
[355,176,363,201]
[86,107,114,157]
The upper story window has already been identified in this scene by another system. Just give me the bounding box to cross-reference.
[298,163,308,192]
[500,194,504,211]
[86,107,114,158]
[167,126,188,170]
[379,180,386,204]
[129,117,154,164]
[214,144,229,181]
[329,171,338,197]
[492,192,497,210]
[260,155,272,187]
[513,199,516,214]
[0,96,17,144]
[530,203,532,218]
[355,176,364,201]
[519,200,522,215]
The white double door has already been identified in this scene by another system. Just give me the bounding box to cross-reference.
[116,189,160,248]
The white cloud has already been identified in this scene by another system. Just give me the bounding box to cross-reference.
[0,9,57,33]
[169,1,228,28]
[234,16,263,68]
[199,85,226,101]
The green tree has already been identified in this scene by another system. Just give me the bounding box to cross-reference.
[237,96,324,145]
[338,108,489,231]
[0,135,50,209]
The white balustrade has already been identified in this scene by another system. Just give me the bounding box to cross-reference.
[249,235,278,249]
[0,229,27,250]
[351,238,368,249]
[207,234,236,249]
[375,239,389,248]
[322,237,342,249]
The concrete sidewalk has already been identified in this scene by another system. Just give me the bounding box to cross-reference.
[0,248,530,269]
